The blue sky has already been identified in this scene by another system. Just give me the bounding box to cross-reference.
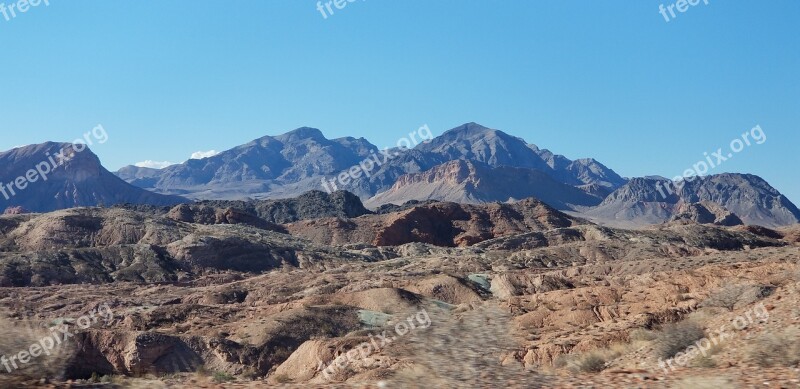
[1,1,798,201]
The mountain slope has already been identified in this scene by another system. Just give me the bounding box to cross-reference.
[115,123,626,201]
[414,123,554,172]
[119,127,380,199]
[364,160,603,210]
[531,146,627,189]
[0,143,185,212]
[584,174,800,228]
[105,122,796,228]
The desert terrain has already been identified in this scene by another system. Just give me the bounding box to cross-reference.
[0,195,798,388]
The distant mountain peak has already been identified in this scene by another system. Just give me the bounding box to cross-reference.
[275,127,327,142]
[438,122,523,142]
[0,142,185,212]
[450,122,492,132]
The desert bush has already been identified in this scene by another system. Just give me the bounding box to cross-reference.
[568,352,607,373]
[212,371,234,383]
[700,284,774,311]
[0,314,74,386]
[387,302,543,387]
[672,375,735,389]
[555,343,630,374]
[746,328,800,367]
[655,320,706,359]
[686,306,727,325]
[273,373,292,383]
[688,342,723,368]
[629,328,658,342]
[690,354,717,368]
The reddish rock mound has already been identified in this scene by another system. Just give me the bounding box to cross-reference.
[286,198,584,247]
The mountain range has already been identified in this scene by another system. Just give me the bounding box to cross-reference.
[2,123,798,228]
[115,123,627,202]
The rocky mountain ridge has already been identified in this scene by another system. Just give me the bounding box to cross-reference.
[5,123,797,228]
[585,174,800,228]
[0,143,185,213]
[115,123,629,203]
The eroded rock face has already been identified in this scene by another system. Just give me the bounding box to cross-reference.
[364,160,603,210]
[166,204,286,232]
[194,190,372,224]
[287,198,584,247]
[0,206,381,286]
[670,201,744,226]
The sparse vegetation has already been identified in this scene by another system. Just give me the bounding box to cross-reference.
[655,320,706,359]
[746,328,800,367]
[629,328,658,342]
[212,371,235,383]
[388,303,538,386]
[0,314,74,386]
[570,351,607,373]
[688,342,724,368]
[672,375,735,389]
[555,343,630,374]
[700,283,774,311]
[273,373,292,383]
[690,353,718,368]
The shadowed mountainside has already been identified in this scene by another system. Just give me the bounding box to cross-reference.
[0,143,185,213]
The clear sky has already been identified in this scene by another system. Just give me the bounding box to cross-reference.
[1,1,798,201]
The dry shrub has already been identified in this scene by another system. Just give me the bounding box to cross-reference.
[556,351,607,373]
[686,306,726,325]
[554,343,630,374]
[746,327,800,367]
[672,375,735,389]
[655,320,705,359]
[700,284,774,311]
[689,354,717,368]
[387,302,543,387]
[629,328,658,342]
[0,314,74,386]
[688,342,723,368]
